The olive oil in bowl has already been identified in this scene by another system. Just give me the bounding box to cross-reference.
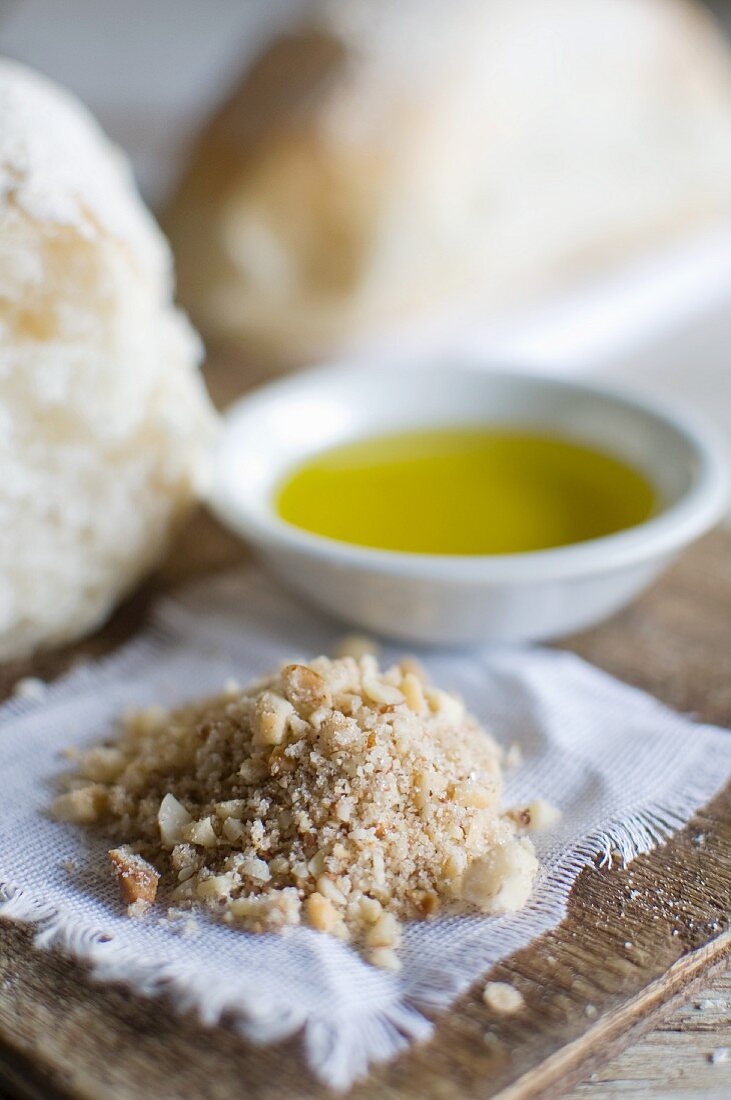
[275,428,656,555]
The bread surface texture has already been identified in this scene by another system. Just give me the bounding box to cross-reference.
[0,58,216,659]
[167,0,731,367]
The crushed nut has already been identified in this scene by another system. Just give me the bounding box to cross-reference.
[361,676,404,707]
[184,816,218,848]
[400,672,426,713]
[79,747,125,783]
[282,664,331,715]
[365,912,402,948]
[196,873,234,901]
[252,691,294,746]
[369,947,401,971]
[52,785,108,824]
[459,838,538,913]
[306,892,337,933]
[157,793,192,848]
[426,688,464,723]
[508,798,561,832]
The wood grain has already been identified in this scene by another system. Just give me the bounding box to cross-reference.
[570,965,731,1098]
[0,520,729,1100]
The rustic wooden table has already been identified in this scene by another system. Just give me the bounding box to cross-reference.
[571,968,731,1098]
[0,518,729,1100]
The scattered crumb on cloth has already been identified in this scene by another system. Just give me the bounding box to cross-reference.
[108,847,160,914]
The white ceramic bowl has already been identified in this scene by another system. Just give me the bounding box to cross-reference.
[209,363,729,646]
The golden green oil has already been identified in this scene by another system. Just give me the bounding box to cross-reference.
[275,427,656,555]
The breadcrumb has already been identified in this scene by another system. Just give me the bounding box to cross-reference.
[482,981,525,1014]
[55,654,541,965]
[108,846,160,914]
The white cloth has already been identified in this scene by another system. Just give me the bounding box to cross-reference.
[1,568,730,1091]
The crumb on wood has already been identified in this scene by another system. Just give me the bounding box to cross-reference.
[482,981,525,1014]
[482,1031,506,1057]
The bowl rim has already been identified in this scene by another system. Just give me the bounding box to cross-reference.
[210,362,730,583]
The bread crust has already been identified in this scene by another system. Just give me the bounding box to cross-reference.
[0,60,216,659]
[167,0,731,370]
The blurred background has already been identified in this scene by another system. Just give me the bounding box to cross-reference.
[1,0,730,453]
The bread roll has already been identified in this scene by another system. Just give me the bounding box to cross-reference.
[168,0,731,368]
[0,58,216,659]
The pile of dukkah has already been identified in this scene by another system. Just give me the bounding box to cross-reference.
[54,651,554,969]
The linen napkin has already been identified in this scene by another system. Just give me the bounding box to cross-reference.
[1,567,730,1091]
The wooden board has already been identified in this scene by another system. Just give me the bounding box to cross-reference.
[569,966,731,1098]
[0,519,729,1100]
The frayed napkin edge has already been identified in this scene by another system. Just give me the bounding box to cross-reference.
[1,567,730,1091]
[2,744,729,1092]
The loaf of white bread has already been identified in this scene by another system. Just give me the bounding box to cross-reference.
[0,59,216,659]
[168,0,731,367]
